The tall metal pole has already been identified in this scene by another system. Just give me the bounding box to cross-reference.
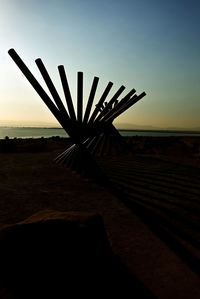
[98,88,136,123]
[35,58,70,121]
[58,65,76,121]
[8,49,65,129]
[95,85,125,122]
[88,81,113,124]
[77,72,83,123]
[106,92,146,123]
[83,76,99,124]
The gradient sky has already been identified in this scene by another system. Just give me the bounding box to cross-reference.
[0,0,199,129]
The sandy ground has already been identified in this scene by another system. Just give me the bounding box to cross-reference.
[0,136,200,298]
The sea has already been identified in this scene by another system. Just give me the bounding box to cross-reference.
[0,127,200,139]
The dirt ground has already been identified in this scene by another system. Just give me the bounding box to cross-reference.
[0,137,200,298]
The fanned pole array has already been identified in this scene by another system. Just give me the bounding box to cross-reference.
[8,48,146,176]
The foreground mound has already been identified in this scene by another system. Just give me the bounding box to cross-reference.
[0,210,154,298]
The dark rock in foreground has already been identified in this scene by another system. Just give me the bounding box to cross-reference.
[0,210,154,298]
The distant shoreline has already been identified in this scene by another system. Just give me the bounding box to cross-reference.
[119,129,200,134]
[0,126,200,134]
[0,126,200,139]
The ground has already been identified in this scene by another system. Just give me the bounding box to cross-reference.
[0,136,200,298]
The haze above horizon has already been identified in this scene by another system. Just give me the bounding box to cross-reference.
[0,0,199,130]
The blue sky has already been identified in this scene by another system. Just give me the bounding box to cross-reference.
[0,0,199,129]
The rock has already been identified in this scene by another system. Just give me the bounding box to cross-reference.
[0,210,154,298]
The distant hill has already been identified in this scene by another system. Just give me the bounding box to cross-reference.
[165,126,200,132]
[115,122,200,132]
[115,123,159,130]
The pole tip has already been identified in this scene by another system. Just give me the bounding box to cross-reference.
[8,48,15,55]
[58,65,64,70]
[35,58,42,63]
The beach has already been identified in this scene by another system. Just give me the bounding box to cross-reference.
[0,136,200,298]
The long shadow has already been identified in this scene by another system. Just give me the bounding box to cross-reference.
[100,158,200,276]
[107,182,200,276]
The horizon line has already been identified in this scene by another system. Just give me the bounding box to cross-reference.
[0,125,200,133]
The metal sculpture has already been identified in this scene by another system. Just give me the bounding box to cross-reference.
[8,48,146,175]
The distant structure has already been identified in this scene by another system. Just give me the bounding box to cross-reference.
[8,49,146,175]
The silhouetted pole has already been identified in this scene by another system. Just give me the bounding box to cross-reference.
[105,92,146,123]
[8,49,66,130]
[35,58,70,121]
[58,65,76,121]
[77,72,83,123]
[8,49,79,142]
[98,88,136,123]
[88,81,113,124]
[83,76,99,124]
[95,85,125,122]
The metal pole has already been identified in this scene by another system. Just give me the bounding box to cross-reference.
[77,72,83,123]
[106,92,146,123]
[95,85,126,122]
[58,65,76,121]
[35,58,70,121]
[8,49,68,132]
[88,81,113,124]
[83,76,99,124]
[99,88,136,123]
[8,49,80,141]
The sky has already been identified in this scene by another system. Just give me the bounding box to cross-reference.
[0,0,199,129]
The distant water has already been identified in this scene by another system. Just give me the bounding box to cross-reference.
[0,127,200,139]
[0,127,68,139]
